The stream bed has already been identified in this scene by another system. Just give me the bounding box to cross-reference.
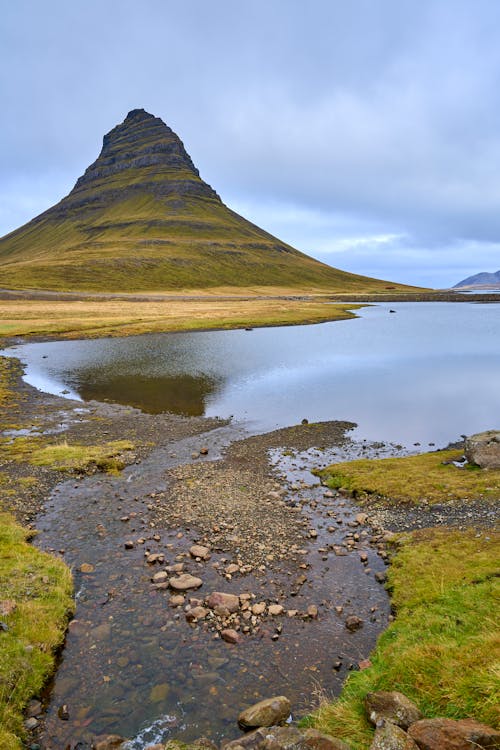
[35,425,401,749]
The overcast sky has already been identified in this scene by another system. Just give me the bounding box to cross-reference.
[2,0,500,288]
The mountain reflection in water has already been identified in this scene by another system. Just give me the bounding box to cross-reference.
[77,372,220,416]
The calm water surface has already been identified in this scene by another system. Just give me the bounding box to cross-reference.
[4,301,500,446]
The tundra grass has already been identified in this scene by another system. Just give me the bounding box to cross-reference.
[0,298,362,340]
[0,513,74,749]
[318,449,500,505]
[0,437,134,475]
[311,528,500,749]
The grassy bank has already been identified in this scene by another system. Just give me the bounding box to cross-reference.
[312,527,500,748]
[0,513,74,749]
[318,448,500,504]
[0,297,363,340]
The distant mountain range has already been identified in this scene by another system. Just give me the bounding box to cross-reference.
[0,109,420,293]
[454,270,500,289]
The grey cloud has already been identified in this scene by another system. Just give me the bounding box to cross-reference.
[2,0,500,286]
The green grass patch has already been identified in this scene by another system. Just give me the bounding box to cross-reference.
[1,438,134,474]
[311,528,500,748]
[0,513,74,749]
[318,449,500,505]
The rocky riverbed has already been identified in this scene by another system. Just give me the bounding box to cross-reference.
[1,358,496,750]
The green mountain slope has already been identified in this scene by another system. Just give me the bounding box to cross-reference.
[0,109,417,293]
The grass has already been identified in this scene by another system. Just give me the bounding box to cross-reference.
[0,513,74,749]
[1,437,134,475]
[311,527,500,749]
[318,449,500,505]
[0,298,364,340]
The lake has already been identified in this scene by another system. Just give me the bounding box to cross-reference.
[3,301,499,447]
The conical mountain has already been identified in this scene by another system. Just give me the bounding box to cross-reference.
[0,109,412,293]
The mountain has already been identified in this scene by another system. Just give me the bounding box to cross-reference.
[0,109,416,293]
[454,270,500,289]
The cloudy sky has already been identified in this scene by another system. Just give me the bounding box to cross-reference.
[2,0,500,288]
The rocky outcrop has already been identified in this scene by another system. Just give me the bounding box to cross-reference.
[465,431,500,469]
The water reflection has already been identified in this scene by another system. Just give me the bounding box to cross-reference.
[78,373,220,416]
[3,302,499,447]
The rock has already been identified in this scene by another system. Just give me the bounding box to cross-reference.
[169,595,185,607]
[356,512,369,525]
[93,736,127,750]
[206,591,240,613]
[169,574,203,591]
[370,722,418,749]
[465,430,500,469]
[221,628,241,644]
[307,605,319,619]
[58,704,70,720]
[375,571,387,584]
[149,683,169,703]
[27,699,42,717]
[0,600,16,616]
[365,692,423,730]
[200,447,209,455]
[345,615,363,631]
[268,604,284,616]
[80,563,95,573]
[252,602,267,616]
[186,606,208,621]
[124,541,134,549]
[227,564,240,575]
[152,571,169,584]
[24,717,39,730]
[407,717,500,750]
[302,728,351,750]
[238,695,291,729]
[190,544,211,560]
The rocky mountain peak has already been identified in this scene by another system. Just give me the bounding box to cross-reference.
[72,108,202,194]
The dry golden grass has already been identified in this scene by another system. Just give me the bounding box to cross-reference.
[0,297,363,340]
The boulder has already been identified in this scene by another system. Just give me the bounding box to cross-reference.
[206,591,240,613]
[464,430,500,469]
[238,696,291,729]
[370,722,418,749]
[365,691,423,729]
[407,717,500,750]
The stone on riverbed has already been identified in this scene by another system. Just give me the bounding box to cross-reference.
[93,735,127,750]
[465,430,500,469]
[238,695,291,729]
[169,573,203,591]
[190,544,211,560]
[221,628,241,644]
[206,591,240,613]
[365,691,423,730]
